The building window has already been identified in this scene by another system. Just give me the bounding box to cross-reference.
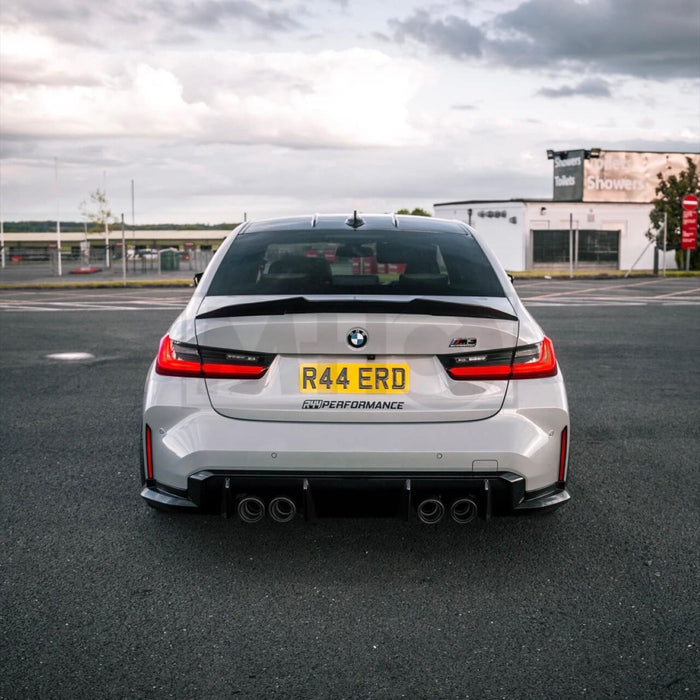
[532,229,619,267]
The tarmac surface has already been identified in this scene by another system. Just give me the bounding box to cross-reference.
[1,283,698,699]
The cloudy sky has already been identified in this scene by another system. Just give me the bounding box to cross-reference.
[1,0,699,224]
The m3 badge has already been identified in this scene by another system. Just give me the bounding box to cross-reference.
[449,338,477,348]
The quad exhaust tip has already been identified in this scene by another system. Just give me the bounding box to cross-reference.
[234,492,475,524]
[236,495,297,523]
[417,498,445,525]
[237,496,265,523]
[417,496,479,524]
[450,497,478,524]
[269,496,297,523]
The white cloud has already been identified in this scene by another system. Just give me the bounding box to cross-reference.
[1,63,209,137]
[1,27,428,148]
[196,48,429,148]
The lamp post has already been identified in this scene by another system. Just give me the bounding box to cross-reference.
[121,214,126,287]
[55,157,62,277]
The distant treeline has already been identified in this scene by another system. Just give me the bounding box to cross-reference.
[2,221,240,232]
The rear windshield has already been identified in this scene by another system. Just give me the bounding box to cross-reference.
[207,228,505,297]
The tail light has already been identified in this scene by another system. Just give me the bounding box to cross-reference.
[441,337,558,381]
[155,334,272,379]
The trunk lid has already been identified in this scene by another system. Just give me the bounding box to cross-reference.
[194,296,519,423]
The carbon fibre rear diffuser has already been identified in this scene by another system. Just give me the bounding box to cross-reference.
[184,470,529,520]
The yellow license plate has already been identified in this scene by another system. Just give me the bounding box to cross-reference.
[299,363,409,394]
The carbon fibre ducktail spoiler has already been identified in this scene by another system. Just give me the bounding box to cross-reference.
[196,297,517,321]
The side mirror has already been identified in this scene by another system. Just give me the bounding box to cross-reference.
[508,274,515,284]
[193,272,203,287]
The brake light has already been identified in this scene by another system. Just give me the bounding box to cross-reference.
[558,426,568,482]
[511,337,558,379]
[145,425,154,480]
[442,337,558,381]
[155,335,270,379]
[155,335,202,377]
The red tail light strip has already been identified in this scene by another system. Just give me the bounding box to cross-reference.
[558,426,568,482]
[145,425,154,480]
[200,362,268,379]
[511,337,558,379]
[446,337,558,381]
[155,335,202,377]
[448,364,512,380]
[155,335,268,379]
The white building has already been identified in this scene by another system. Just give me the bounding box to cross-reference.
[433,198,662,272]
[434,150,699,272]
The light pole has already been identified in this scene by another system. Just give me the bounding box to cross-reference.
[121,214,126,286]
[103,171,110,269]
[55,157,62,276]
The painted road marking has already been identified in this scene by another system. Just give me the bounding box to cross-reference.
[0,283,697,311]
[0,299,188,312]
[46,352,96,361]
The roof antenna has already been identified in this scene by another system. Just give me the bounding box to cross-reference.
[345,210,365,228]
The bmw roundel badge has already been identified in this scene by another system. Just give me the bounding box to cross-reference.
[347,328,368,349]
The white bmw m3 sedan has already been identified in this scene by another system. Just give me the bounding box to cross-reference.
[141,213,570,523]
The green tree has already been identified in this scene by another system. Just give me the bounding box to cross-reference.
[80,188,117,267]
[80,188,116,233]
[395,207,432,217]
[647,157,699,269]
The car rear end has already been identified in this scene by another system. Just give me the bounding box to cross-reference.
[141,214,569,522]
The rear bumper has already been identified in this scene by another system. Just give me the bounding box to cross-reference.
[141,470,570,520]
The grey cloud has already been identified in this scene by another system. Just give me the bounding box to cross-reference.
[493,0,700,79]
[389,9,484,59]
[4,0,91,22]
[0,66,102,88]
[3,0,305,46]
[537,77,612,98]
[174,0,303,32]
[389,0,700,79]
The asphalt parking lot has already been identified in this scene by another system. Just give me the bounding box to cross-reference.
[1,280,698,699]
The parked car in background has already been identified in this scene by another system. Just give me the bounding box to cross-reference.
[127,248,159,260]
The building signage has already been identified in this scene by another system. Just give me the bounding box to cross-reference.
[681,194,698,250]
[552,150,584,202]
[583,152,700,203]
[550,150,700,203]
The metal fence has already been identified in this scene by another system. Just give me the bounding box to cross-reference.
[1,247,215,280]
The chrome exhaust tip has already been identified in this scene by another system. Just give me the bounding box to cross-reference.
[269,496,297,523]
[450,497,478,524]
[237,496,265,523]
[417,497,445,525]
